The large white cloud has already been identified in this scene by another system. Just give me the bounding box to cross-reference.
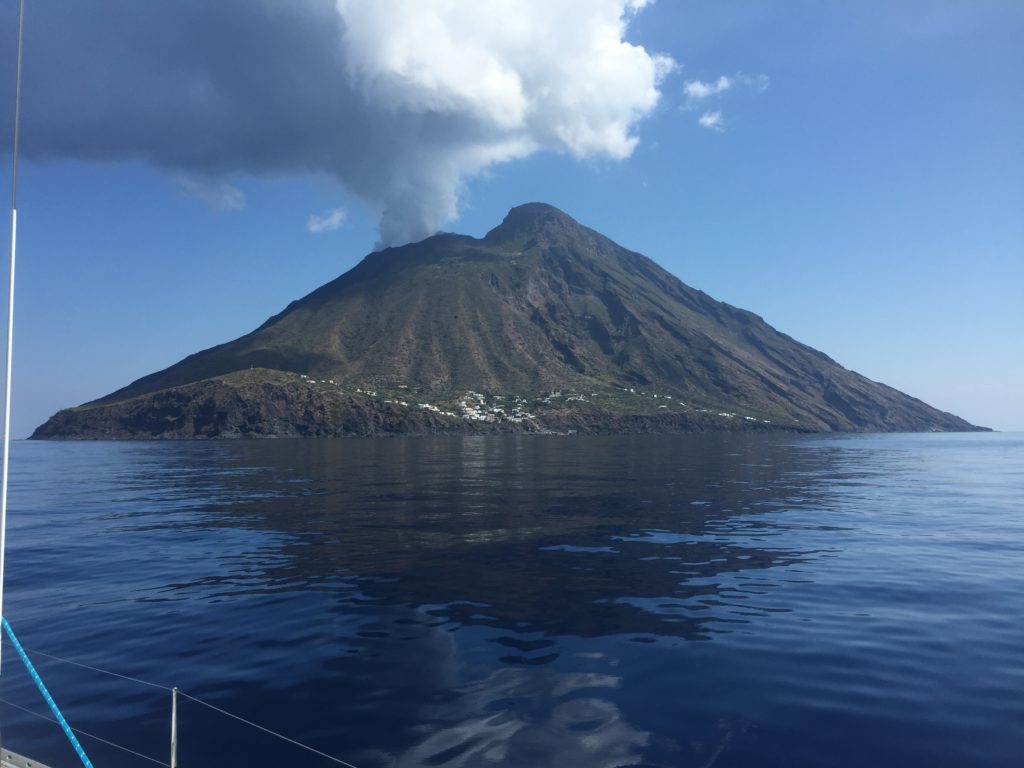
[1,0,672,247]
[334,0,674,244]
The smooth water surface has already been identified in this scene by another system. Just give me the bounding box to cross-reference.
[0,432,1021,767]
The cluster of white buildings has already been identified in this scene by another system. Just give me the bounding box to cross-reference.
[458,391,534,423]
[292,374,774,426]
[418,402,459,418]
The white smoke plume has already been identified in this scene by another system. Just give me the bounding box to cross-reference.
[336,0,674,245]
[1,0,673,247]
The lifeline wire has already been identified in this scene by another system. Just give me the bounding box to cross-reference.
[1,638,362,768]
[0,695,169,767]
[176,691,362,768]
[13,644,172,692]
[2,618,95,768]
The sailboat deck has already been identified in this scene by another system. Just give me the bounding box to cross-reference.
[1,749,52,768]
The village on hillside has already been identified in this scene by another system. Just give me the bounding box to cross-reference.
[296,374,772,426]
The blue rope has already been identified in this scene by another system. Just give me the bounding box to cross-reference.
[2,617,94,768]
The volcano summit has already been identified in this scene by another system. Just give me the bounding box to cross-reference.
[33,204,983,438]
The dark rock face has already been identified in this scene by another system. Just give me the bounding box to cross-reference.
[32,371,804,439]
[33,203,985,439]
[32,375,500,439]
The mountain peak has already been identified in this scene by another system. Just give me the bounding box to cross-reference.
[34,202,986,437]
[484,202,585,243]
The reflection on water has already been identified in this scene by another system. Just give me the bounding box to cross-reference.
[386,669,648,768]
[137,435,829,641]
[1,433,1022,767]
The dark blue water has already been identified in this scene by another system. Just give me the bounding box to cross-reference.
[0,433,1021,767]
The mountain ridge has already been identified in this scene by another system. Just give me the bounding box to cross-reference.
[33,203,985,438]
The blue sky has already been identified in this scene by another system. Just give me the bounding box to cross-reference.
[2,0,1022,436]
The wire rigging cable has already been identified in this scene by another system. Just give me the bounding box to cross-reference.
[1,638,363,768]
[2,619,95,768]
[176,691,362,768]
[13,644,171,692]
[0,696,169,767]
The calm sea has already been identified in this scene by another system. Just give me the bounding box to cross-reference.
[0,432,1021,767]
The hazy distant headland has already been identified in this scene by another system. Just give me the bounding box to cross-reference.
[32,204,985,439]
